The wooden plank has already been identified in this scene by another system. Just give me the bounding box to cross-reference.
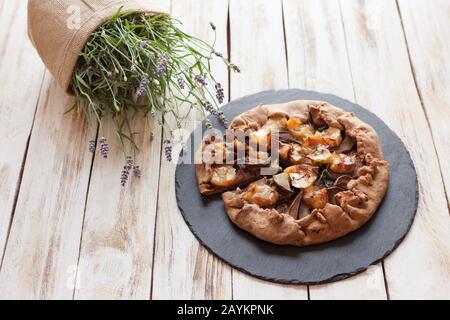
[340,0,450,299]
[0,0,45,261]
[72,6,172,301]
[229,0,307,300]
[397,0,450,206]
[151,0,232,299]
[0,73,94,299]
[73,117,162,300]
[283,0,387,299]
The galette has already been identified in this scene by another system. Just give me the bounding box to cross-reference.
[196,100,390,246]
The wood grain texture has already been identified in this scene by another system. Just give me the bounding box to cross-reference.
[229,0,307,300]
[0,0,448,300]
[0,0,45,260]
[151,0,232,300]
[340,0,450,299]
[397,0,450,206]
[74,117,162,300]
[0,74,93,299]
[72,2,171,301]
[283,0,387,299]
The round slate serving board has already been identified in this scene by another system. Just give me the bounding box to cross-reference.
[175,89,418,285]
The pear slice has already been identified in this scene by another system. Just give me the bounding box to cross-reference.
[273,172,292,193]
[284,165,319,189]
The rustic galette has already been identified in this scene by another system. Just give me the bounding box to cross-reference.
[196,100,390,246]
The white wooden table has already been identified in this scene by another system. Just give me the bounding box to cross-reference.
[0,0,449,300]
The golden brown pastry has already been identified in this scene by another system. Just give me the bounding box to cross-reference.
[197,100,389,246]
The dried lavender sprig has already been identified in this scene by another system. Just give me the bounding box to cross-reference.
[125,156,133,170]
[155,53,168,77]
[120,157,134,187]
[120,166,130,187]
[195,74,207,86]
[88,140,96,153]
[136,73,149,98]
[230,64,241,73]
[99,137,109,158]
[203,101,218,116]
[218,111,229,127]
[215,83,224,104]
[164,139,173,162]
[177,77,185,89]
[133,165,141,178]
[213,50,223,58]
[72,13,241,164]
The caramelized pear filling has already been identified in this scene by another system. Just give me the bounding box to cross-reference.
[243,180,278,207]
[205,114,360,220]
[210,165,237,187]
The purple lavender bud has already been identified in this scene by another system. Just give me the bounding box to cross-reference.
[213,50,223,58]
[156,53,168,77]
[177,77,185,89]
[125,156,133,170]
[120,166,130,187]
[130,65,138,74]
[218,111,229,127]
[136,73,149,98]
[88,140,96,153]
[195,74,207,86]
[230,64,241,73]
[133,166,141,178]
[99,137,109,159]
[215,83,225,104]
[164,140,173,162]
[203,101,217,116]
[209,22,216,30]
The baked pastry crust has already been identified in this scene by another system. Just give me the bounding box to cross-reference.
[198,100,389,246]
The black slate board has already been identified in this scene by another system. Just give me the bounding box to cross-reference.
[175,89,418,285]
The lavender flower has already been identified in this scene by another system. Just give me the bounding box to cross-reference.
[164,139,173,162]
[120,157,134,187]
[136,73,149,98]
[130,65,138,74]
[218,111,229,127]
[139,40,148,48]
[125,156,133,170]
[88,140,96,153]
[133,165,141,178]
[99,137,109,158]
[230,64,241,73]
[177,77,185,89]
[209,22,216,31]
[156,53,168,77]
[195,74,207,86]
[213,50,223,58]
[203,101,218,116]
[215,83,224,104]
[120,166,130,187]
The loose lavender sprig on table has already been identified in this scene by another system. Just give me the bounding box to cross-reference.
[72,9,240,185]
[88,140,96,153]
[164,140,173,162]
[215,83,224,104]
[99,137,109,159]
[120,156,134,187]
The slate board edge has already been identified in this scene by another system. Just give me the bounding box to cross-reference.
[174,89,419,285]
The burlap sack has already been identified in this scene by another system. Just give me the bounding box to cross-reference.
[28,0,169,93]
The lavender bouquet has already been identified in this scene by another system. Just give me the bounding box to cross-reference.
[69,9,239,185]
